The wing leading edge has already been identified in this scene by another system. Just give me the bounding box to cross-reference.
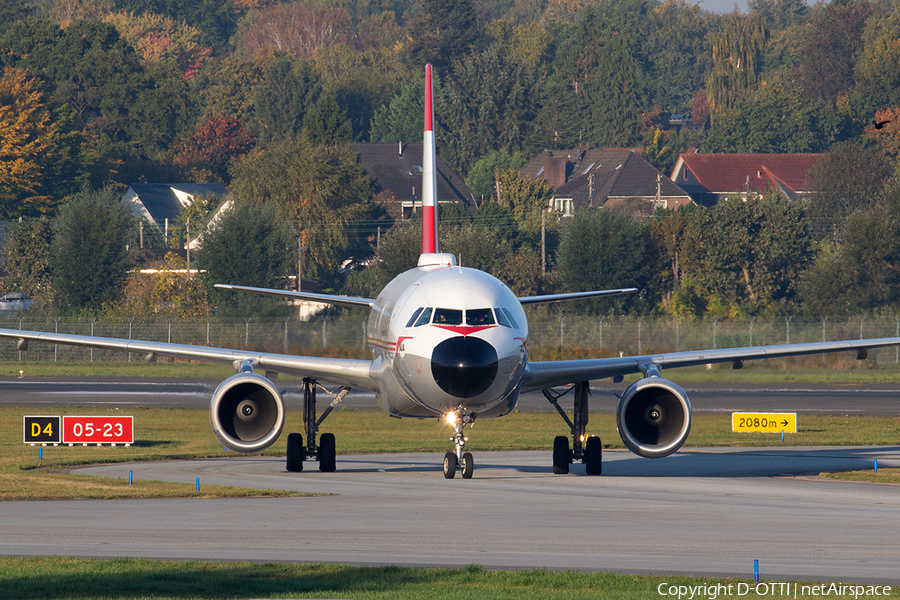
[214,284,375,309]
[522,337,900,393]
[0,329,377,392]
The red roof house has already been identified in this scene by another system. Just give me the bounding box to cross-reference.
[670,153,822,206]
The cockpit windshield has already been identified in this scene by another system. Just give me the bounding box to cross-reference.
[433,308,463,325]
[466,308,494,326]
[414,307,433,327]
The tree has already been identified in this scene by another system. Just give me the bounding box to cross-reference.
[798,1,878,102]
[173,115,256,181]
[0,67,77,217]
[369,73,426,144]
[436,47,542,173]
[404,0,487,71]
[51,187,133,310]
[865,106,900,157]
[229,137,373,282]
[701,193,811,313]
[1,217,53,301]
[251,56,322,144]
[465,151,527,204]
[748,0,808,29]
[556,208,651,313]
[493,168,554,244]
[804,141,893,227]
[303,93,353,146]
[238,3,352,61]
[197,200,297,315]
[117,252,210,318]
[115,0,238,46]
[103,11,211,80]
[707,14,768,113]
[802,192,900,315]
[703,75,842,153]
[854,6,900,112]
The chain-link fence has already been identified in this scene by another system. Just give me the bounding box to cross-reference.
[3,311,900,364]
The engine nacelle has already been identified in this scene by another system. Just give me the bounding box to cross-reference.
[616,377,692,458]
[210,373,285,453]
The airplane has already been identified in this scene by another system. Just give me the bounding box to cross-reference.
[3,64,900,479]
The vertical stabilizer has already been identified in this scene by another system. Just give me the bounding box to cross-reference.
[421,64,439,255]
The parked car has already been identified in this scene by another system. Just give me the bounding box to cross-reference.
[0,292,32,313]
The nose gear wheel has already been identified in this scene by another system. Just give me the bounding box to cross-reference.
[443,410,476,479]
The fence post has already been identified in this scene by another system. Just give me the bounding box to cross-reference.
[128,317,135,362]
[90,317,96,362]
[896,317,899,364]
[323,316,328,348]
[283,317,290,353]
[638,316,642,355]
[54,317,60,362]
[675,317,681,352]
[713,318,718,349]
[244,318,251,347]
[598,316,605,349]
[206,318,211,346]
[821,316,829,365]
[18,317,24,361]
[559,314,565,348]
[749,316,755,347]
[858,315,866,340]
[785,316,792,345]
[362,319,367,350]
[167,317,173,344]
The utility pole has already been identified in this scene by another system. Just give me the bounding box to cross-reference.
[376,226,381,259]
[139,220,144,249]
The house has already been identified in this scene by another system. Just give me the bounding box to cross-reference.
[670,153,822,206]
[521,148,694,217]
[123,183,228,234]
[355,142,475,218]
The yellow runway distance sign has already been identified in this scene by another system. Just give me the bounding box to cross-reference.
[732,412,797,433]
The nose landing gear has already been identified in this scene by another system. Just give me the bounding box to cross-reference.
[442,410,476,479]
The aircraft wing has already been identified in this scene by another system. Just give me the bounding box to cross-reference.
[521,337,900,393]
[214,284,375,308]
[517,288,638,305]
[0,328,377,392]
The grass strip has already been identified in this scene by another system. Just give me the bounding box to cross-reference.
[3,407,900,499]
[2,557,897,600]
[822,467,900,484]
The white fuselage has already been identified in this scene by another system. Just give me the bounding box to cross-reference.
[366,255,528,419]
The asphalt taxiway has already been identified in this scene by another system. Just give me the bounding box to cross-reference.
[2,378,900,584]
[2,447,899,584]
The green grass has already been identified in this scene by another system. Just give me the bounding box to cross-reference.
[4,406,900,500]
[823,467,900,484]
[2,557,897,600]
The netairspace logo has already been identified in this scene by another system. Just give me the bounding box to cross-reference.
[657,582,893,599]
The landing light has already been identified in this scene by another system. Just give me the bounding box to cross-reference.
[444,412,458,426]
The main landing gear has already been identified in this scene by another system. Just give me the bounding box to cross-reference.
[285,378,349,473]
[543,381,602,475]
[442,410,476,479]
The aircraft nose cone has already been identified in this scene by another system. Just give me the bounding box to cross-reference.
[431,336,498,398]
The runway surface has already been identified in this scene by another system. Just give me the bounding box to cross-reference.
[3,377,900,414]
[2,447,899,584]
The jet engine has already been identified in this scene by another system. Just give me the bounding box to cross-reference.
[210,373,285,453]
[616,377,691,458]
